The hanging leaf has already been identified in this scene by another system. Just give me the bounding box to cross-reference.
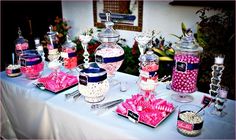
[181,22,187,35]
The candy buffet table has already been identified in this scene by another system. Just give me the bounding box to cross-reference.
[1,71,235,139]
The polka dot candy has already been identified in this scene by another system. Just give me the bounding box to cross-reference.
[171,54,200,93]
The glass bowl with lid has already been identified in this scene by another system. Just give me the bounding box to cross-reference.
[95,12,124,86]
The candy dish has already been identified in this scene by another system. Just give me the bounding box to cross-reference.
[37,71,78,93]
[6,64,21,77]
[116,93,175,128]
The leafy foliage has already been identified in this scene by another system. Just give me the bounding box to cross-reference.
[195,7,235,99]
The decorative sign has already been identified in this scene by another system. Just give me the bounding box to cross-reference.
[79,75,88,86]
[127,110,139,123]
[176,61,187,72]
[201,95,212,106]
[177,120,193,131]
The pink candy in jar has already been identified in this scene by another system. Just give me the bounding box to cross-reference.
[15,28,29,58]
[171,29,203,94]
[20,50,44,80]
[138,51,159,93]
[61,36,78,70]
[171,54,200,93]
[95,44,124,76]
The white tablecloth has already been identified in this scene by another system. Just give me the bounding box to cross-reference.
[1,71,235,139]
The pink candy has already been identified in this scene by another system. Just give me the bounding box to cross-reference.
[116,93,174,127]
[38,71,78,92]
[62,48,77,70]
[171,54,200,93]
[21,62,44,79]
[15,43,29,51]
[98,61,123,76]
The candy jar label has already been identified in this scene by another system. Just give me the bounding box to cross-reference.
[139,70,149,78]
[201,95,212,106]
[95,55,103,63]
[61,52,69,58]
[79,75,88,86]
[128,110,139,123]
[176,61,187,72]
[177,120,193,131]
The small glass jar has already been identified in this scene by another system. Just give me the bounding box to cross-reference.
[20,50,44,80]
[78,64,109,103]
[177,104,204,137]
[61,35,77,70]
[95,12,124,84]
[171,29,203,102]
[6,64,21,77]
[15,28,29,64]
[137,50,159,93]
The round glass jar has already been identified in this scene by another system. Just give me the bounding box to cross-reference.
[20,50,44,80]
[138,50,159,93]
[171,30,203,94]
[61,36,77,70]
[78,65,109,103]
[177,104,204,137]
[95,13,124,77]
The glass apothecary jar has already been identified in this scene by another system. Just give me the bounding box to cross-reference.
[171,29,203,103]
[61,35,77,72]
[47,25,60,61]
[78,63,109,103]
[20,50,44,80]
[137,50,159,93]
[95,12,124,86]
[15,27,29,64]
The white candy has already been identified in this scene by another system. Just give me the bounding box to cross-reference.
[79,79,109,103]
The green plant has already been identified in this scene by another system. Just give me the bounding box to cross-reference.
[195,7,235,99]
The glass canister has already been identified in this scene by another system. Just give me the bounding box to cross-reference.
[171,29,203,102]
[95,12,124,86]
[78,65,109,103]
[138,50,159,93]
[177,104,204,136]
[15,27,29,64]
[61,35,77,71]
[47,25,60,61]
[20,50,44,80]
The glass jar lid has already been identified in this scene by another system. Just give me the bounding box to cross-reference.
[174,29,203,53]
[15,27,28,44]
[62,35,76,48]
[139,50,159,63]
[98,12,120,43]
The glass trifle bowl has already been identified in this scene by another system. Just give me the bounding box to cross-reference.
[170,29,203,103]
[95,12,124,86]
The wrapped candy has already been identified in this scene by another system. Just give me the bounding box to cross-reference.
[38,71,78,93]
[116,93,174,127]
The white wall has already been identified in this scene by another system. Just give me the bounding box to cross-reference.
[62,1,216,47]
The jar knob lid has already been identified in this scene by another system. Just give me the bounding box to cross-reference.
[106,11,111,22]
[18,27,22,37]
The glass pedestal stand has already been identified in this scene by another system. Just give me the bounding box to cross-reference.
[79,34,92,69]
[171,92,194,103]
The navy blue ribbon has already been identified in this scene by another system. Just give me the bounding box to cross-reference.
[11,69,21,73]
[149,70,159,77]
[79,68,107,83]
[20,55,42,66]
[68,52,77,58]
[175,61,199,70]
[95,54,124,63]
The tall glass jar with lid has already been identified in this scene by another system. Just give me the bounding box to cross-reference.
[61,35,77,73]
[171,29,203,103]
[138,50,159,96]
[95,12,124,86]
